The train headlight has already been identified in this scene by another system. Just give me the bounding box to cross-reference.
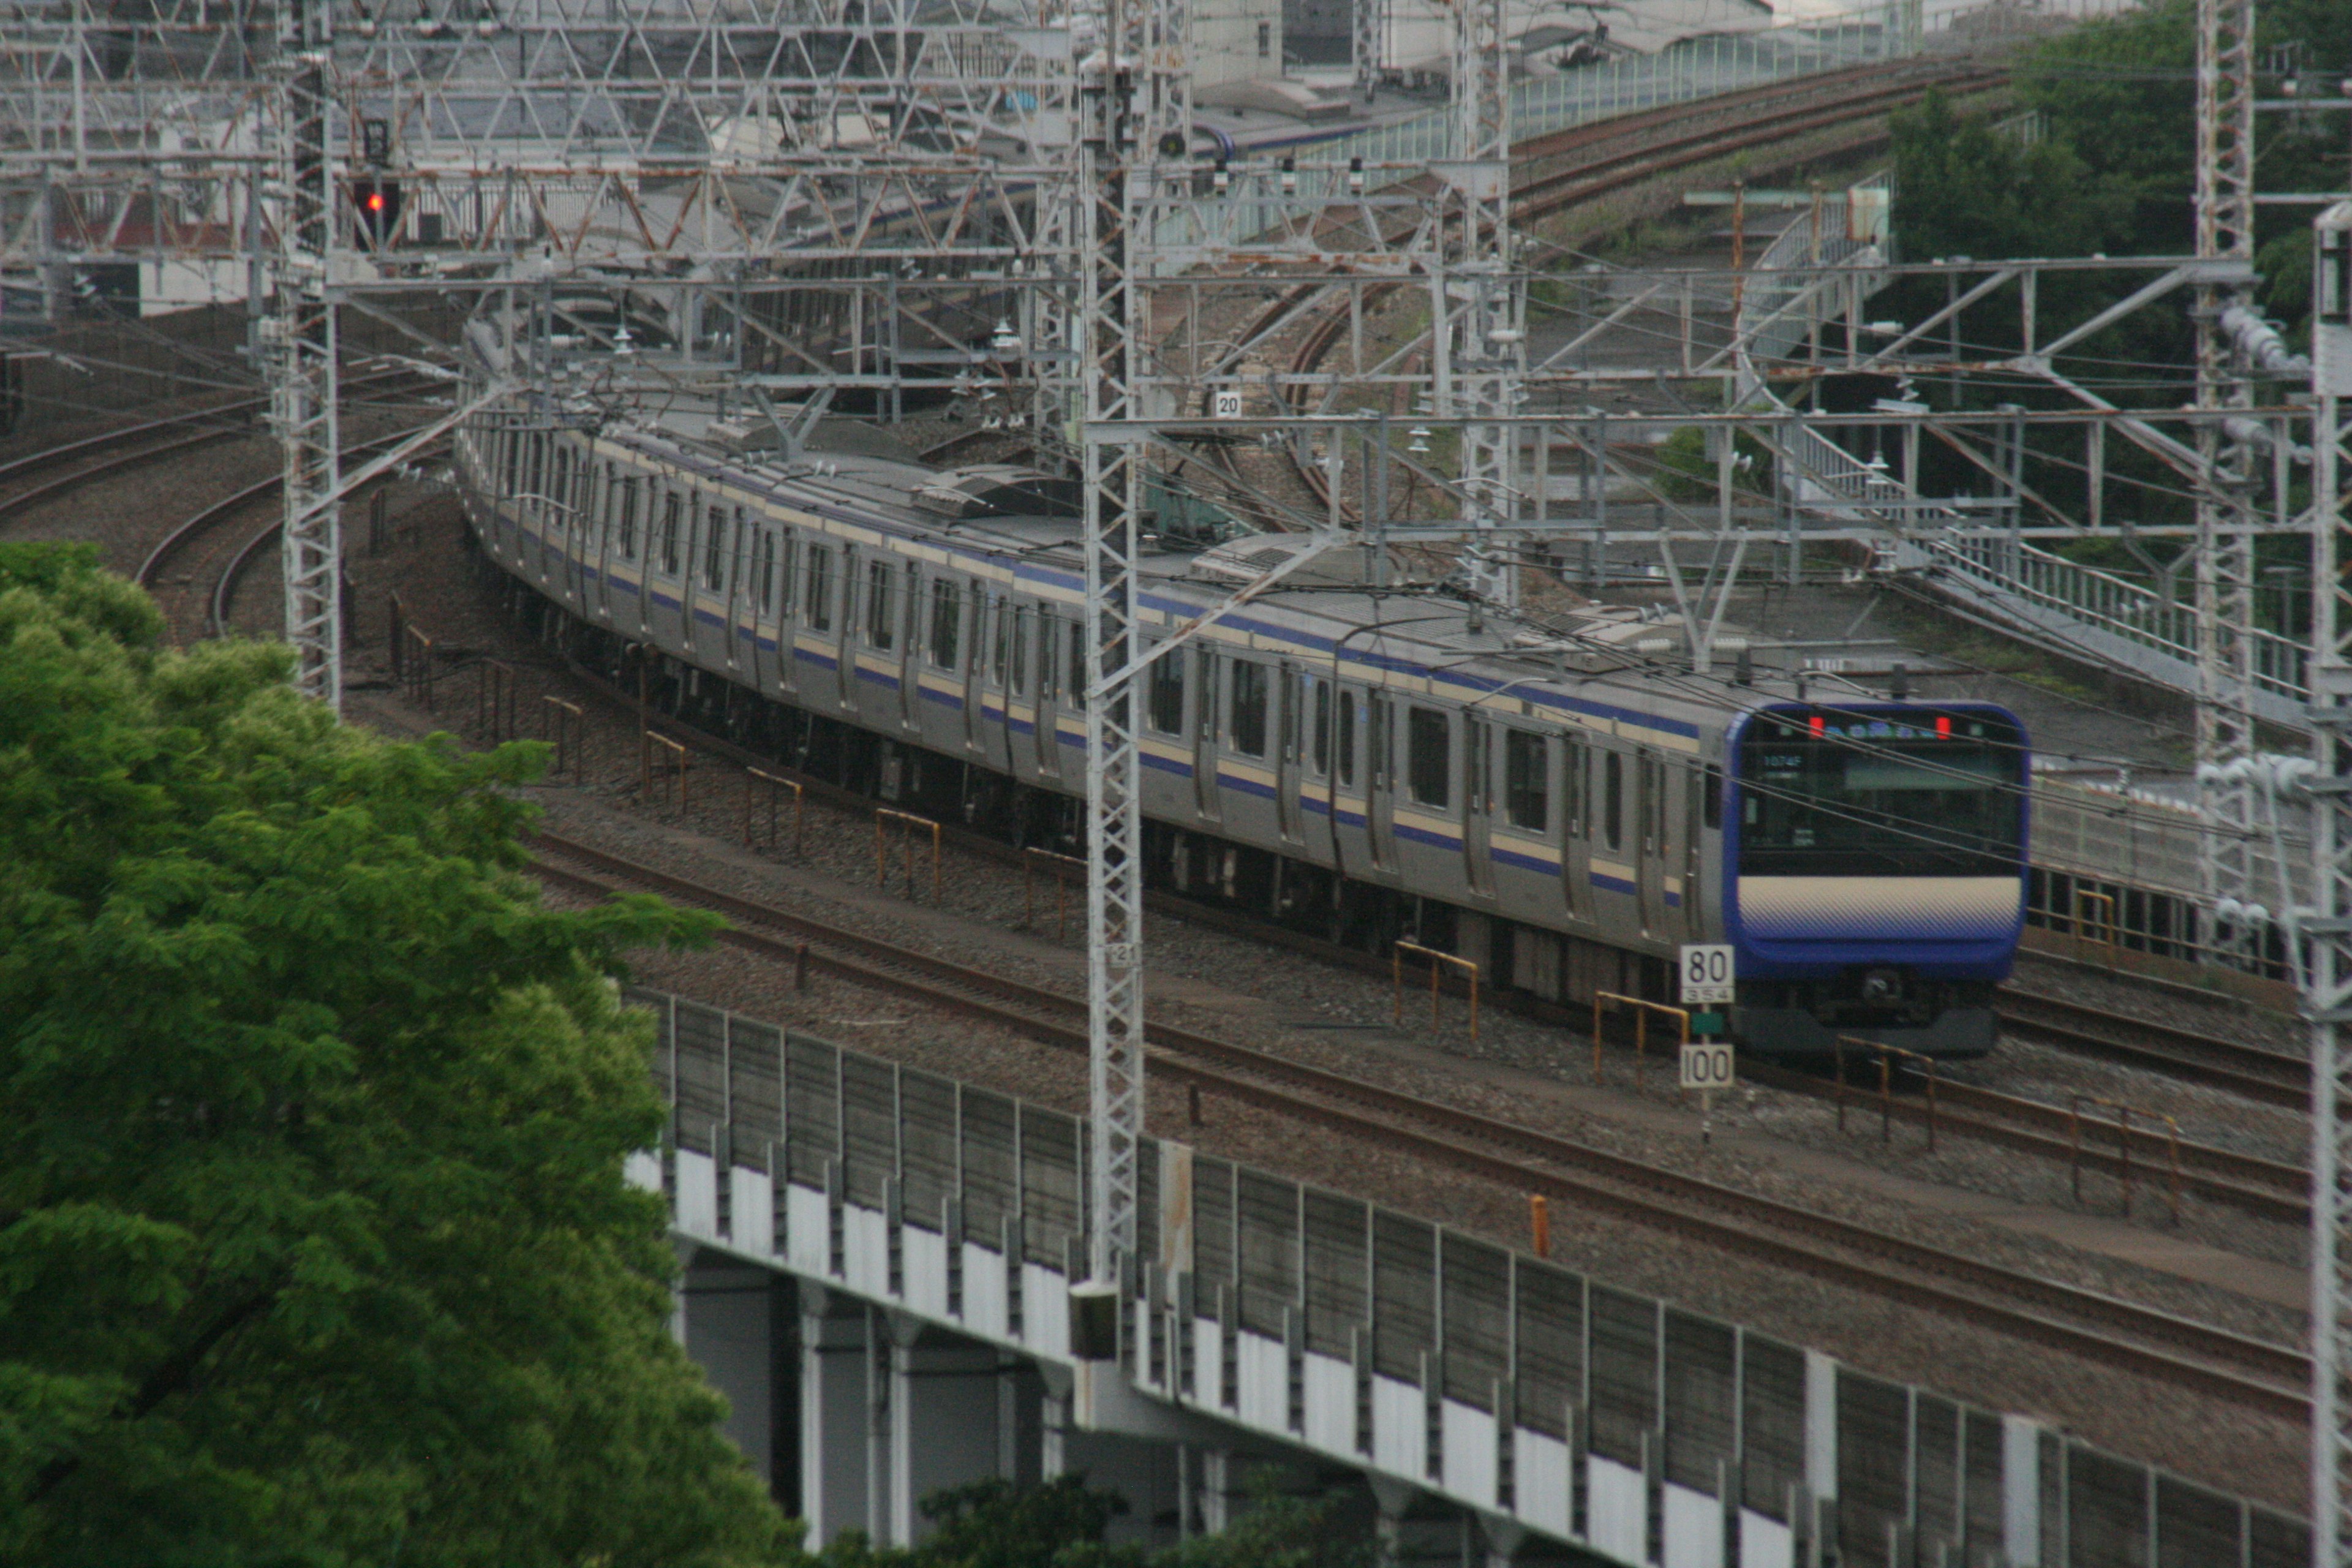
[1859,967,1903,1004]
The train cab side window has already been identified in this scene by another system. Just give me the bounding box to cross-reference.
[1311,681,1330,774]
[658,490,682,576]
[930,577,961,669]
[1147,650,1184,734]
[806,545,835,631]
[703,507,728,590]
[1504,729,1548,832]
[1603,750,1624,852]
[1406,707,1450,809]
[1229,662,1268,756]
[867,560,895,649]
[1335,690,1357,788]
[1703,763,1724,829]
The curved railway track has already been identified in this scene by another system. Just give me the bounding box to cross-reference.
[1200,59,2008,520]
[135,426,446,641]
[0,363,431,525]
[524,825,2310,1422]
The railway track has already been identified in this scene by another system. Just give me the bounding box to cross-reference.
[516,649,2316,1224]
[135,426,446,641]
[524,825,2310,1423]
[0,363,431,525]
[1245,61,2005,521]
[1997,987,2309,1110]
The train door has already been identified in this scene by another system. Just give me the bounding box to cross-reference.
[1562,734,1591,923]
[834,546,861,712]
[1636,752,1665,937]
[1366,692,1396,873]
[773,530,798,696]
[1034,611,1064,780]
[1683,761,1706,933]
[1463,712,1495,899]
[722,507,747,673]
[897,562,920,731]
[1192,647,1221,823]
[1276,662,1304,843]
[963,582,987,752]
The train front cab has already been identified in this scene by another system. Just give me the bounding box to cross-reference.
[1722,703,2027,1061]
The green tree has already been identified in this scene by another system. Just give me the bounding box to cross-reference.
[0,543,778,1566]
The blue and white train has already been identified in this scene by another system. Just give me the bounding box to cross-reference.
[454,390,2028,1059]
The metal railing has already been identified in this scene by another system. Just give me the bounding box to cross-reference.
[1591,992,1688,1086]
[1394,940,1480,1041]
[633,982,2307,1568]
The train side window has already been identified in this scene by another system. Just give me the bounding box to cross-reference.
[1406,707,1450,809]
[551,447,570,526]
[500,426,520,495]
[751,527,775,614]
[1504,729,1548,832]
[658,489,682,576]
[930,577,961,669]
[1036,614,1055,699]
[777,531,797,616]
[1565,736,1585,837]
[1703,763,1724,829]
[1366,697,1387,786]
[1311,681,1330,775]
[703,507,728,590]
[1336,689,1357,788]
[1148,649,1184,734]
[805,545,835,631]
[990,597,1009,684]
[1642,756,1664,851]
[867,560,895,649]
[1065,621,1085,709]
[615,477,638,560]
[1011,606,1029,693]
[1229,661,1268,756]
[1603,751,1624,852]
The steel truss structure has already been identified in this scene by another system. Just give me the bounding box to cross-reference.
[2193,0,2263,951]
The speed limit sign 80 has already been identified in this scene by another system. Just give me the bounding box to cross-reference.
[1679,943,1735,1005]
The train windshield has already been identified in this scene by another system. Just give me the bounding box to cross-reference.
[1736,710,2024,878]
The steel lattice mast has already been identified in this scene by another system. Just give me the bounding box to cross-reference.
[1077,0,1191,1283]
[2309,198,2352,1568]
[267,0,342,705]
[2193,0,2260,948]
[1438,0,1523,608]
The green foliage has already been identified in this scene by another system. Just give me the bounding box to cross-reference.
[0,545,778,1566]
[1888,90,2124,265]
[803,1472,1368,1568]
[1650,425,1774,502]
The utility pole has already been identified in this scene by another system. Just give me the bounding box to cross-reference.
[266,0,341,706]
[2309,198,2352,1568]
[2193,0,2259,950]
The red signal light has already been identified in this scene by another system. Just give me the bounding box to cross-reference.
[1809,714,1825,736]
[1936,715,1951,737]
[365,191,386,213]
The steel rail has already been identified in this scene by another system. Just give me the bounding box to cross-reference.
[0,366,429,523]
[1997,988,2309,1109]
[526,827,2310,1421]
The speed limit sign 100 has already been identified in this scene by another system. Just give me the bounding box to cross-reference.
[1679,943,1735,1005]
